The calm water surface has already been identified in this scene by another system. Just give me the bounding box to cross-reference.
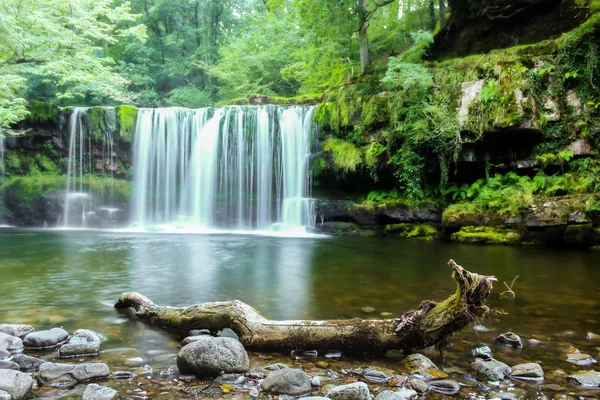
[1,228,599,397]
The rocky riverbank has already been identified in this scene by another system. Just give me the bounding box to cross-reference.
[2,320,600,399]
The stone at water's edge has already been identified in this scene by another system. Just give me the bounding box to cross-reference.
[38,362,110,388]
[509,363,544,379]
[402,353,438,379]
[327,382,371,400]
[428,380,461,395]
[0,324,35,339]
[375,389,418,400]
[0,390,9,400]
[70,329,103,344]
[0,332,23,352]
[262,368,312,395]
[472,345,493,359]
[177,336,249,377]
[567,370,600,387]
[0,369,34,400]
[494,332,523,348]
[470,358,511,382]
[0,361,19,370]
[0,351,8,361]
[82,383,118,400]
[23,327,68,349]
[11,354,46,372]
[59,342,101,358]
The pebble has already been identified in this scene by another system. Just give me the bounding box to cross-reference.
[566,353,597,366]
[494,332,523,348]
[472,345,493,359]
[429,379,460,395]
[409,378,428,394]
[509,363,544,380]
[327,381,371,400]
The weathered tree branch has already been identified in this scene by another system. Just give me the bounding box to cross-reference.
[115,260,496,353]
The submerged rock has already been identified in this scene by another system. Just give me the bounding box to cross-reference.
[23,327,68,349]
[0,370,34,400]
[327,382,371,400]
[38,362,109,388]
[567,370,600,387]
[11,354,46,372]
[494,332,522,348]
[262,368,311,395]
[0,325,35,339]
[472,345,493,359]
[509,363,544,379]
[402,353,438,376]
[0,332,23,352]
[82,383,118,400]
[470,358,511,381]
[177,336,249,377]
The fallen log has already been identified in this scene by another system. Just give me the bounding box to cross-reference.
[114,259,496,354]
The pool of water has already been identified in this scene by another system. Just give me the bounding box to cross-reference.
[1,228,599,397]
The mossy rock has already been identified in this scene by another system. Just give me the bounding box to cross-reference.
[25,101,60,125]
[116,105,138,141]
[361,93,390,128]
[450,226,521,245]
[442,205,506,228]
[563,224,599,247]
[384,223,439,240]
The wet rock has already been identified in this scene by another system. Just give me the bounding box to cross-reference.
[316,361,329,369]
[82,383,118,400]
[363,368,390,383]
[0,332,23,352]
[402,353,438,376]
[70,329,103,344]
[327,382,371,400]
[0,325,34,339]
[10,354,46,372]
[567,370,600,387]
[124,357,145,367]
[566,353,597,366]
[428,379,460,395]
[188,329,211,337]
[23,328,68,349]
[472,325,489,333]
[494,332,522,348]
[509,363,543,379]
[299,397,329,400]
[587,332,600,341]
[311,376,323,387]
[0,361,19,370]
[488,391,519,400]
[219,328,239,341]
[177,336,249,377]
[470,359,511,382]
[265,363,290,370]
[58,342,101,358]
[111,371,136,379]
[214,373,242,384]
[38,362,110,388]
[408,378,428,394]
[375,389,417,400]
[262,368,311,395]
[0,390,9,400]
[540,383,566,392]
[325,351,342,359]
[0,370,34,400]
[0,351,8,361]
[472,346,493,359]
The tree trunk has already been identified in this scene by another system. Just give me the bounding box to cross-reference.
[115,260,496,354]
[358,0,370,74]
[439,0,447,27]
[429,0,437,30]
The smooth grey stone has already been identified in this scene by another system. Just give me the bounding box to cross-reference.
[219,329,239,341]
[0,325,34,340]
[567,370,600,387]
[69,329,103,345]
[0,361,19,370]
[566,353,597,366]
[23,328,68,349]
[214,373,242,384]
[262,368,311,395]
[472,345,493,359]
[471,358,511,382]
[409,378,428,394]
[327,382,371,400]
[71,363,110,381]
[0,332,23,352]
[0,352,8,362]
[111,371,136,379]
[0,389,10,400]
[428,379,460,395]
[298,397,329,400]
[402,353,438,375]
[363,368,390,383]
[11,354,46,371]
[39,362,109,388]
[82,383,118,400]
[488,391,519,400]
[124,357,145,366]
[375,389,417,400]
[58,342,101,358]
[510,363,544,379]
[188,329,211,337]
[494,332,522,348]
[0,370,34,400]
[177,336,249,377]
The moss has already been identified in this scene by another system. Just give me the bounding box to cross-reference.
[26,101,60,125]
[116,105,138,141]
[385,223,439,240]
[563,224,599,246]
[359,230,376,237]
[323,138,363,174]
[34,154,59,174]
[451,226,521,245]
[88,107,107,141]
[361,93,390,128]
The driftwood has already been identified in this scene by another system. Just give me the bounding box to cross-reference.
[114,259,496,354]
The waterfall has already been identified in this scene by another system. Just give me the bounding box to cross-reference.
[0,133,5,220]
[64,107,90,227]
[131,105,316,232]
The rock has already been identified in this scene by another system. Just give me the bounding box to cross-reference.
[23,328,68,349]
[402,353,438,376]
[315,361,329,369]
[177,336,249,377]
[0,390,9,400]
[0,370,34,400]
[264,363,290,371]
[58,342,101,358]
[0,332,23,352]
[472,324,489,332]
[470,359,511,381]
[408,378,428,394]
[0,325,34,339]
[82,383,118,400]
[111,371,136,380]
[361,306,376,314]
[70,329,103,344]
[299,398,329,400]
[458,80,484,126]
[428,379,460,395]
[214,373,242,384]
[567,370,600,387]
[327,382,371,400]
[568,138,591,156]
[509,363,543,379]
[188,329,211,337]
[311,376,323,387]
[262,368,311,395]
[363,368,390,383]
[494,332,522,348]
[10,354,45,372]
[587,332,600,341]
[472,346,493,359]
[0,361,19,370]
[566,353,597,366]
[38,362,109,388]
[540,383,566,392]
[374,389,417,400]
[0,351,8,361]
[488,391,519,400]
[124,357,145,367]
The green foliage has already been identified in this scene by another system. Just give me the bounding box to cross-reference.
[167,86,214,109]
[384,223,439,240]
[367,189,402,203]
[388,145,425,199]
[0,75,29,128]
[451,226,521,245]
[26,101,60,124]
[364,142,386,168]
[116,105,138,139]
[323,138,362,174]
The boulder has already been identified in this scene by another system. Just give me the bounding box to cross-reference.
[327,382,371,400]
[0,361,19,370]
[0,370,34,400]
[470,358,511,381]
[262,368,311,395]
[509,363,543,379]
[69,329,103,344]
[0,325,35,339]
[38,362,109,388]
[0,351,8,361]
[59,342,101,358]
[494,332,522,348]
[176,336,249,377]
[10,354,46,372]
[82,383,118,400]
[567,370,600,387]
[0,332,23,352]
[23,328,68,349]
[0,390,9,400]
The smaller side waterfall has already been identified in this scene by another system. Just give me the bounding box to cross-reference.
[63,107,90,227]
[0,133,5,221]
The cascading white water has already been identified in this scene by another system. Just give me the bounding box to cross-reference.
[0,133,5,217]
[131,105,316,232]
[63,107,90,227]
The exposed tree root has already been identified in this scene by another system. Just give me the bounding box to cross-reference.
[114,259,496,353]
